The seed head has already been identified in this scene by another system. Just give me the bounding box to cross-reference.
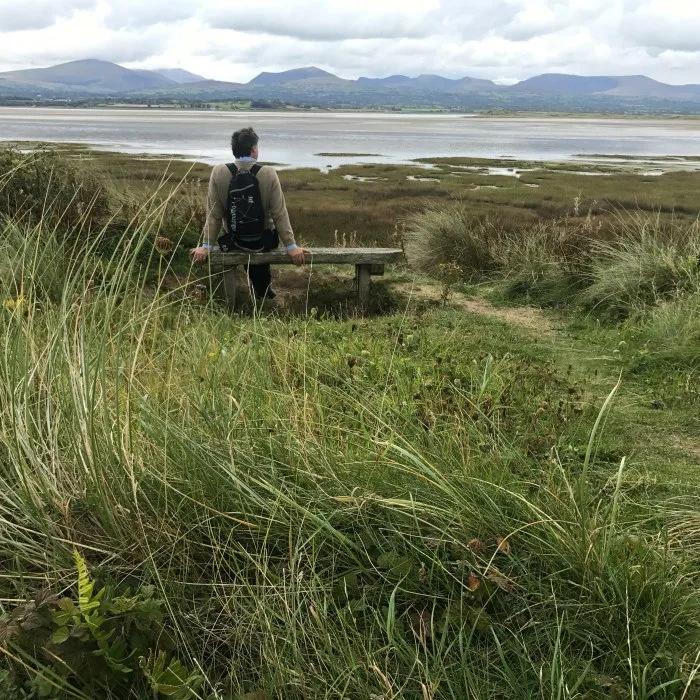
[155,236,174,255]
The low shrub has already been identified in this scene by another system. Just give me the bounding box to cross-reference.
[0,550,202,698]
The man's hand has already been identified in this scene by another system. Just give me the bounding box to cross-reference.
[190,246,211,264]
[288,247,310,265]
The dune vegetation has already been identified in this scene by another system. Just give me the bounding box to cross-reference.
[0,145,698,699]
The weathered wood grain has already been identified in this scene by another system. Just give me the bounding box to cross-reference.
[221,268,237,307]
[209,247,403,267]
[356,264,371,307]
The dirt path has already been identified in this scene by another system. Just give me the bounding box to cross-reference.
[182,266,558,337]
[393,282,559,336]
[669,435,700,462]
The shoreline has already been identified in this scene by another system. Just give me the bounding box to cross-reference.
[3,140,700,175]
[1,102,700,120]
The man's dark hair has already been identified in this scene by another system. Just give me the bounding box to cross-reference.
[231,127,259,158]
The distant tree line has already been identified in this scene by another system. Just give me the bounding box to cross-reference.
[2,89,700,115]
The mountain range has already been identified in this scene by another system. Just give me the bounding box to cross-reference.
[514,74,700,101]
[1,60,700,112]
[0,60,206,94]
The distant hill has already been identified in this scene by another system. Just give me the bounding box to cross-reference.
[513,73,700,100]
[602,76,700,100]
[357,75,413,87]
[513,74,618,94]
[155,68,207,84]
[0,59,174,94]
[185,79,245,89]
[133,69,181,85]
[358,74,497,92]
[249,67,348,87]
[0,76,60,96]
[415,75,497,91]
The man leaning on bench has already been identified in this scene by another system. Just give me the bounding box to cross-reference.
[190,126,308,301]
[190,126,402,308]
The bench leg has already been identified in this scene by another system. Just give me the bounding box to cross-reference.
[356,264,371,308]
[217,267,237,310]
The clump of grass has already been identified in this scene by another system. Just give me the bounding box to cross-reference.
[113,169,207,248]
[404,199,506,278]
[495,217,600,306]
[580,215,700,318]
[0,146,207,271]
[627,291,700,370]
[403,198,607,290]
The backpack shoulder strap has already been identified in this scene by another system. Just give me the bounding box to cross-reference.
[251,164,262,177]
[225,163,238,176]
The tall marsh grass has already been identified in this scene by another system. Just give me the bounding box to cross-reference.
[406,201,700,314]
[403,199,507,277]
[0,146,111,236]
[581,217,700,316]
[0,146,207,258]
[0,154,698,698]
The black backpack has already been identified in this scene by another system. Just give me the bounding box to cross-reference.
[218,163,266,252]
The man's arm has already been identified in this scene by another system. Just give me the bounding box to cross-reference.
[191,167,224,263]
[266,169,309,264]
[267,170,294,243]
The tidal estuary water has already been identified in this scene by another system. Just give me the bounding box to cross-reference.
[0,107,698,169]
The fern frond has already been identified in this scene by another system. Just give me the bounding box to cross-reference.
[72,549,100,615]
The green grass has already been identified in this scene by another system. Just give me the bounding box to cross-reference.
[0,146,698,698]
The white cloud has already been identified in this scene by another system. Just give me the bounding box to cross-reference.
[103,0,195,29]
[203,0,437,41]
[501,1,609,42]
[0,0,699,85]
[0,0,96,31]
[622,1,700,53]
[0,7,170,69]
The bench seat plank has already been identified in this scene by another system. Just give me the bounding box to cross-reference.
[210,247,403,267]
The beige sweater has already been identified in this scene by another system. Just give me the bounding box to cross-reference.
[202,161,296,248]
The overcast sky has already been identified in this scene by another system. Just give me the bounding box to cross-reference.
[1,0,699,85]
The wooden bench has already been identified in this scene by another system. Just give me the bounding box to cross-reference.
[208,247,404,308]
